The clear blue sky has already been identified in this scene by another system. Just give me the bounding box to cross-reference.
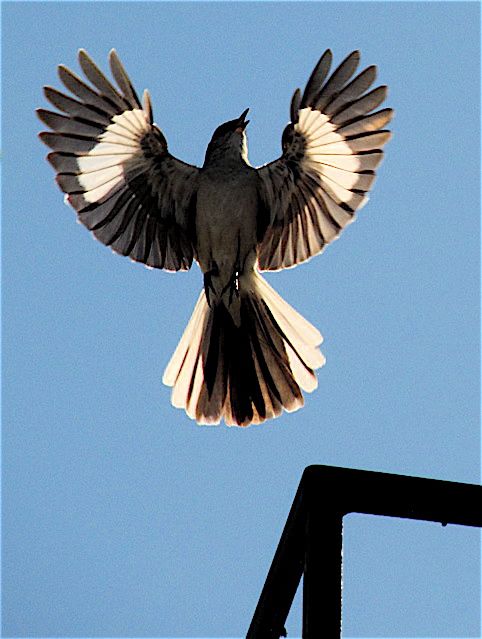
[2,1,480,637]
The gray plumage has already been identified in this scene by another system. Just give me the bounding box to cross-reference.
[38,48,393,427]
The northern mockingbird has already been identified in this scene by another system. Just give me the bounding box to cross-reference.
[38,49,392,427]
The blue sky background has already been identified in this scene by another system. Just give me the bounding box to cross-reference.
[2,1,480,637]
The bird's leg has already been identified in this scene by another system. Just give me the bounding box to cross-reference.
[221,269,240,306]
[203,262,219,308]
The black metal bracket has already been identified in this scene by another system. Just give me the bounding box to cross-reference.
[246,465,482,638]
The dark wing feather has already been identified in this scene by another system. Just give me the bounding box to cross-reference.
[38,49,199,271]
[256,50,393,271]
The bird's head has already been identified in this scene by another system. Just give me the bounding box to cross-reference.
[204,108,250,165]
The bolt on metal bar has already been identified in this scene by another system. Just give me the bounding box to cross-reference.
[246,465,482,639]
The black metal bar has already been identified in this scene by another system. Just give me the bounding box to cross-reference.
[246,478,306,638]
[303,465,482,527]
[303,508,343,638]
[247,465,482,638]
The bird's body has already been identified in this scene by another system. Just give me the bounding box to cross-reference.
[196,158,258,311]
[38,48,392,426]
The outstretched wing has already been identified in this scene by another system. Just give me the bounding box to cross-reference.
[256,50,393,271]
[38,49,199,271]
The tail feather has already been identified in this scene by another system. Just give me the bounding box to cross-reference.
[163,273,325,427]
[248,296,304,407]
[254,275,324,369]
[163,290,206,387]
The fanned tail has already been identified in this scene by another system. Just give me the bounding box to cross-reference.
[162,272,325,426]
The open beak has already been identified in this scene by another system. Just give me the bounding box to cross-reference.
[235,108,250,132]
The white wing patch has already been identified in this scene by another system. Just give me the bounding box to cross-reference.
[39,49,198,272]
[77,109,149,202]
[257,61,392,273]
[295,107,372,215]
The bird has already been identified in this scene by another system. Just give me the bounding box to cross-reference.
[37,48,393,427]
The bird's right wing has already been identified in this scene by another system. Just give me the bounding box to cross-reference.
[38,49,199,271]
[256,50,393,271]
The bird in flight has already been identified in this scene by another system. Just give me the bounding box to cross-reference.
[38,49,392,427]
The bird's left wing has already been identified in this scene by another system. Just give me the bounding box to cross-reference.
[256,50,393,271]
[38,49,199,271]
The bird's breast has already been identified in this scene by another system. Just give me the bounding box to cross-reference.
[195,167,258,277]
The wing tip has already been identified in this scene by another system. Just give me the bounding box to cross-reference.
[36,108,49,126]
[385,107,395,124]
[45,151,61,168]
[38,130,53,147]
[108,48,121,67]
[143,89,153,124]
[290,87,301,123]
[77,48,89,66]
[43,85,55,99]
